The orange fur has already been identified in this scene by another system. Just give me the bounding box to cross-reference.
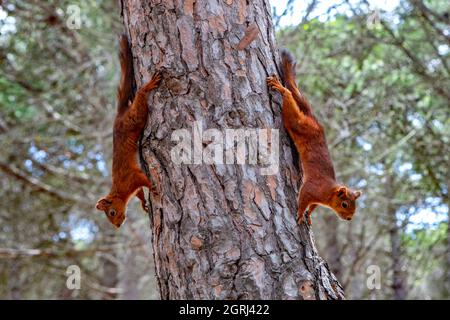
[267,49,361,226]
[95,35,161,228]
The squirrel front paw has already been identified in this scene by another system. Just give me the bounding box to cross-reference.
[297,209,313,226]
[306,211,312,226]
[141,201,149,212]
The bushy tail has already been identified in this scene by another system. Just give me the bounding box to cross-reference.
[280,49,297,90]
[117,34,135,113]
[280,49,312,115]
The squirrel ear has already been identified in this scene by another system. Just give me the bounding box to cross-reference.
[336,186,347,198]
[354,190,362,199]
[96,197,111,211]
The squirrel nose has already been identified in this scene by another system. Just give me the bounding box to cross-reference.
[346,217,352,221]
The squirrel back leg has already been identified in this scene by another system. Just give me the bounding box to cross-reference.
[122,72,162,135]
[132,170,158,196]
[141,72,162,93]
[267,75,309,142]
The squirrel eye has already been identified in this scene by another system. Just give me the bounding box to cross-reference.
[341,202,348,209]
[109,209,116,217]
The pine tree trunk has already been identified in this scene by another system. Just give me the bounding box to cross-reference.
[120,0,344,300]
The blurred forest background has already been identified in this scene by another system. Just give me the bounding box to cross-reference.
[0,0,448,299]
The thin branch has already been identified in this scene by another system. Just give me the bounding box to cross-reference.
[0,242,146,259]
[0,160,90,204]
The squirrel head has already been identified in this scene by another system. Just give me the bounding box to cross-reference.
[329,186,362,221]
[95,195,127,228]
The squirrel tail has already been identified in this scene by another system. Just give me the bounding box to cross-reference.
[117,34,135,113]
[280,49,312,115]
[280,49,297,90]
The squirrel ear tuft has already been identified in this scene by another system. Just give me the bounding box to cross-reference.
[96,197,111,211]
[354,190,362,199]
[336,186,347,198]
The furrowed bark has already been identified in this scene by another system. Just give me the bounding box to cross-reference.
[121,0,344,300]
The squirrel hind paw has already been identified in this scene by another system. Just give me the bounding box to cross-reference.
[152,71,162,82]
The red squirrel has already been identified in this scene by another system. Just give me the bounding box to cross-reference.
[267,49,361,226]
[95,35,161,228]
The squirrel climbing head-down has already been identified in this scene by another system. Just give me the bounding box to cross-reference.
[268,49,362,226]
[95,34,160,228]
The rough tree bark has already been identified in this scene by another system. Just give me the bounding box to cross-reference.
[323,215,342,281]
[120,0,344,299]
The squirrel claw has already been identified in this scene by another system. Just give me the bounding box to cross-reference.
[296,212,304,225]
[266,76,283,91]
[152,72,162,84]
[297,210,312,226]
[306,211,312,226]
[149,71,162,86]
